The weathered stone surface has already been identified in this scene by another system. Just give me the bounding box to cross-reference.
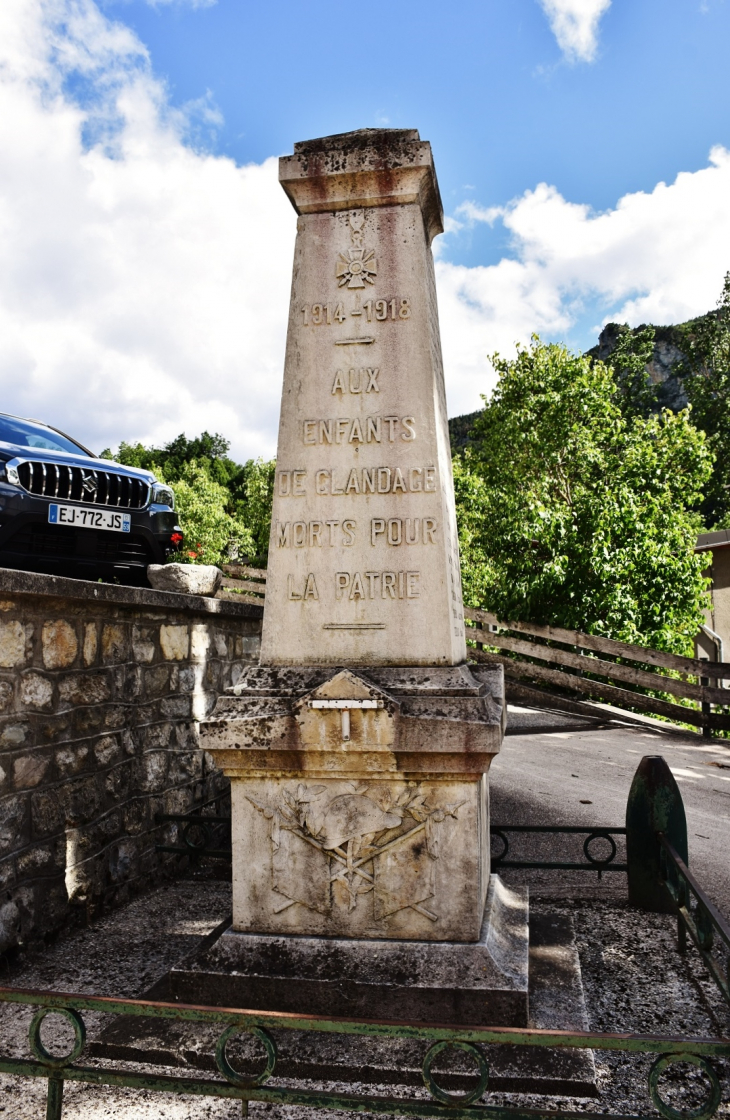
[0,619,28,668]
[58,672,111,707]
[83,623,98,666]
[175,876,528,1024]
[0,722,26,746]
[261,129,464,667]
[0,565,262,949]
[160,625,189,661]
[13,754,50,789]
[147,564,222,597]
[42,620,78,669]
[0,681,13,711]
[20,673,53,710]
[202,134,502,957]
[102,623,128,664]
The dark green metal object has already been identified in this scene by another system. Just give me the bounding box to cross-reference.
[626,756,688,912]
[491,826,627,876]
[0,984,727,1120]
[658,834,730,1008]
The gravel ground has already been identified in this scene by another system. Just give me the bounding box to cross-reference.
[0,874,728,1120]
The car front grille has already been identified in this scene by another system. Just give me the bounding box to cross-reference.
[3,524,151,566]
[16,461,150,509]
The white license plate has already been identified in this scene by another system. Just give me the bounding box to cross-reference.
[48,504,131,532]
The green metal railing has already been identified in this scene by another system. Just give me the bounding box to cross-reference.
[0,984,727,1120]
[490,826,627,876]
[659,833,730,1006]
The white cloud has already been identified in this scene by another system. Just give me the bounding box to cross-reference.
[1,0,729,460]
[538,0,611,62]
[0,0,294,461]
[437,147,730,417]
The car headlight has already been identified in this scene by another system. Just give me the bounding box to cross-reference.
[151,483,175,509]
[0,461,19,486]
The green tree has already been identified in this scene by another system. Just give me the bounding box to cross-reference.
[455,336,712,654]
[682,272,730,527]
[101,432,276,567]
[155,461,254,567]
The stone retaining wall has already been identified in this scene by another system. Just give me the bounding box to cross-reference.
[0,569,263,954]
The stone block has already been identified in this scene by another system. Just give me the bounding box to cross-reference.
[132,626,157,664]
[94,735,121,767]
[140,722,173,750]
[0,899,21,954]
[17,842,56,876]
[58,672,111,707]
[205,661,221,690]
[173,877,528,1026]
[190,624,211,661]
[0,722,27,747]
[105,764,131,800]
[148,564,222,597]
[20,672,54,710]
[55,745,90,777]
[31,789,65,837]
[83,623,98,666]
[214,632,229,658]
[102,623,129,664]
[13,754,50,790]
[0,794,28,854]
[42,620,77,669]
[66,775,102,824]
[103,705,127,729]
[142,751,169,792]
[0,680,14,711]
[144,665,170,699]
[72,705,106,735]
[0,620,29,668]
[160,625,189,661]
[161,695,192,719]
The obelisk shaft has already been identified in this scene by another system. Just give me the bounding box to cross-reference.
[260,129,466,666]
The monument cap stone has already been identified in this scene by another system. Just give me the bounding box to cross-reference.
[280,128,444,244]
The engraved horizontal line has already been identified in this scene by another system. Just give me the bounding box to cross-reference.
[334,337,375,346]
[322,623,386,630]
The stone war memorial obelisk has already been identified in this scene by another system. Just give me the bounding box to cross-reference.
[190,129,529,1026]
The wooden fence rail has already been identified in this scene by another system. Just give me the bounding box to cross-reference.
[213,570,730,732]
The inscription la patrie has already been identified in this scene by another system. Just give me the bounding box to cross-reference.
[260,152,466,665]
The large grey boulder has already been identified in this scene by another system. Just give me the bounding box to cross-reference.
[147,563,222,597]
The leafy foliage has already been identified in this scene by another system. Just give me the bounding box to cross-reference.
[681,273,730,528]
[454,336,712,654]
[101,431,275,567]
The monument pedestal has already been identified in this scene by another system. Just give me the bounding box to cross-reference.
[168,876,528,1026]
[202,664,505,944]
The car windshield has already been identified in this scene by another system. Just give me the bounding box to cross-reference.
[0,415,90,457]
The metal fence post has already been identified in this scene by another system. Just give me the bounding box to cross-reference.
[626,755,688,913]
[46,1075,63,1120]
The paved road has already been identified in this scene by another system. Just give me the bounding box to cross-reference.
[489,706,730,916]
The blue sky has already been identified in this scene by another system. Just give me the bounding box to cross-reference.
[106,0,730,225]
[0,0,728,458]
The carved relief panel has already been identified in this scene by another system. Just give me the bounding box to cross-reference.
[232,775,487,942]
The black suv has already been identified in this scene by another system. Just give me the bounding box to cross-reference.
[0,413,183,585]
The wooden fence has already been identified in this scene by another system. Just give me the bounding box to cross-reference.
[464,607,730,733]
[214,568,730,733]
[216,564,267,606]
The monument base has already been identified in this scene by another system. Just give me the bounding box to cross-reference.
[91,896,597,1097]
[169,876,528,1026]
